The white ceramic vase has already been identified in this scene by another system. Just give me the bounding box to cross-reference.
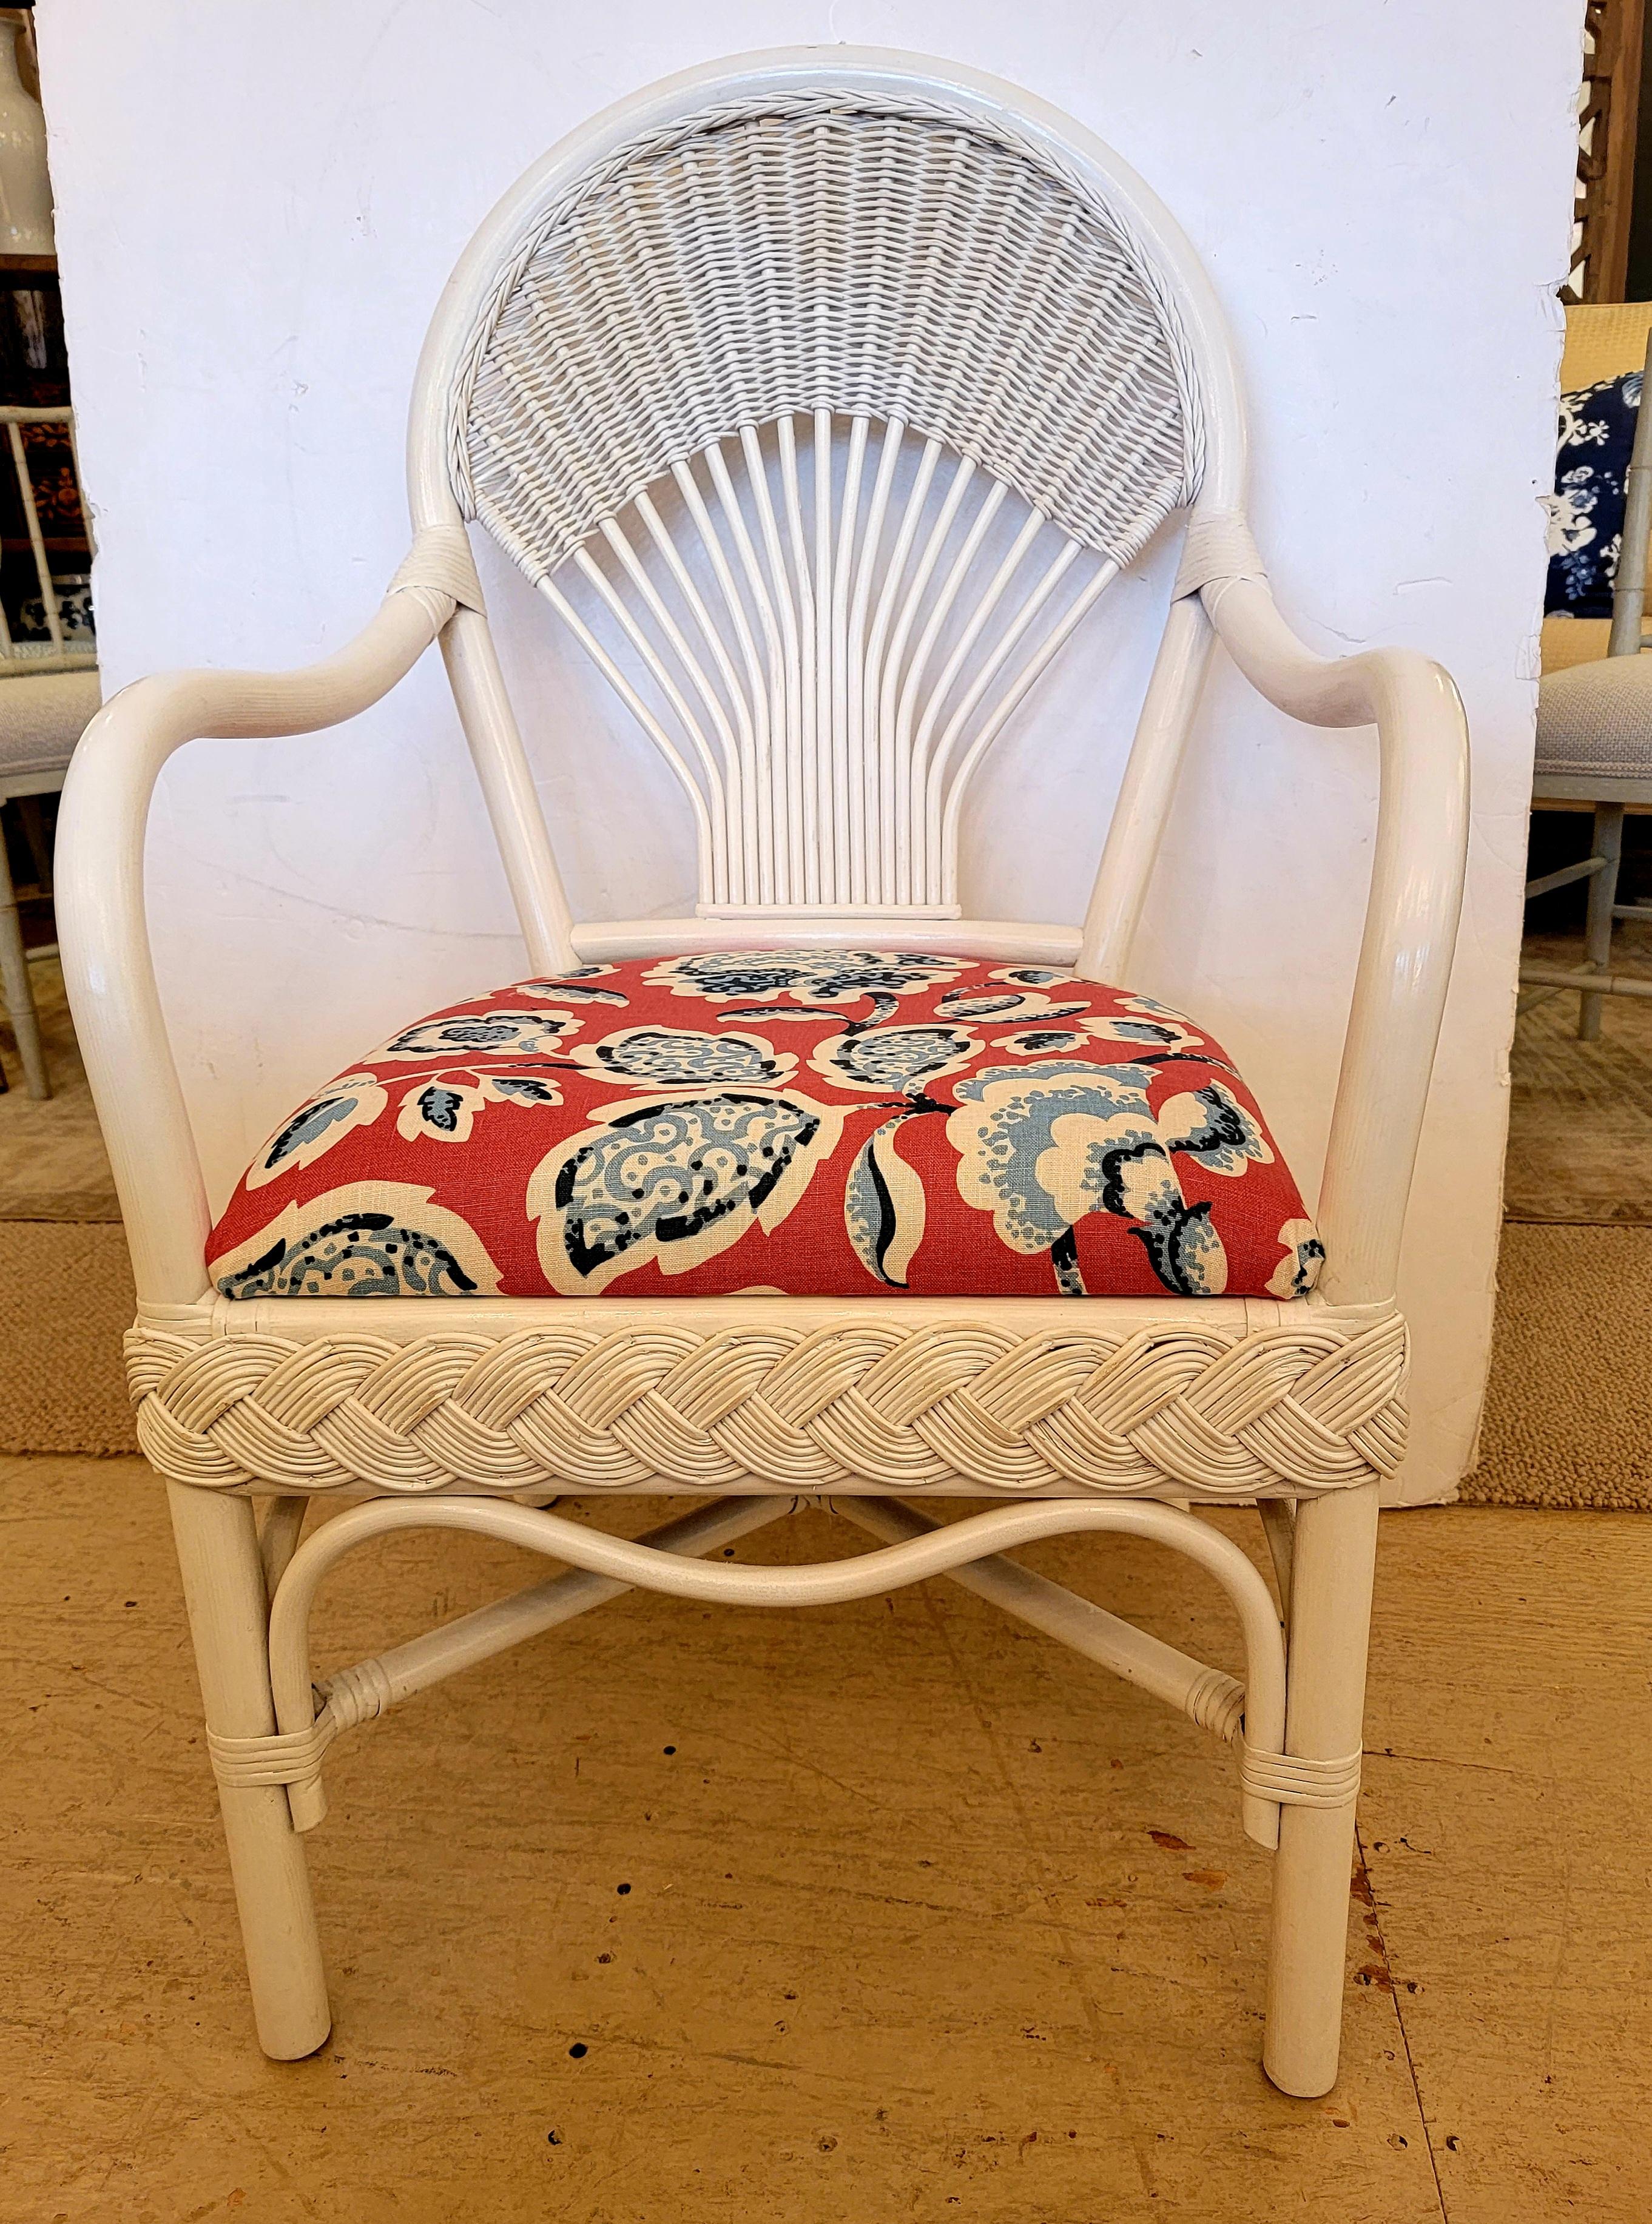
[0,24,52,256]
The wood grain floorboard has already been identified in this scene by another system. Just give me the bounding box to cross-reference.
[4,1468,1644,2219]
[0,957,118,1222]
[1360,1510,1652,2222]
[1508,925,1652,1227]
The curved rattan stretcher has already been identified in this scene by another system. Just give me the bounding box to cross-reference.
[59,47,1468,2103]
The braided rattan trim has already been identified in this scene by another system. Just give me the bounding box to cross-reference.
[127,1309,1406,1501]
[454,87,1204,572]
[1239,1743,1363,1810]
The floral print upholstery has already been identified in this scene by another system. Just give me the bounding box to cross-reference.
[207,952,1324,1304]
[1545,370,1641,619]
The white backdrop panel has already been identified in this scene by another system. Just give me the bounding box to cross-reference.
[36,0,1580,1500]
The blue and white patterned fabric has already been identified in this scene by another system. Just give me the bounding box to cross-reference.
[1545,372,1642,619]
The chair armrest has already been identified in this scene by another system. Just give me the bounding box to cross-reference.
[1207,574,1470,1305]
[57,583,453,1304]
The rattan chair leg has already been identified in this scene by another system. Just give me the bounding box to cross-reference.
[1261,1481,1378,2098]
[257,1494,309,1597]
[1257,1498,1295,1627]
[167,1482,330,2060]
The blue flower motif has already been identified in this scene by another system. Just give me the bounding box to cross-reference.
[947,1061,1269,1296]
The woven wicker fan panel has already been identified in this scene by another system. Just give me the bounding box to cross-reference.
[459,99,1198,578]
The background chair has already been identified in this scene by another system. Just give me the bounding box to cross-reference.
[1524,304,1652,1037]
[0,667,100,1096]
[57,49,1468,2102]
[0,400,98,1096]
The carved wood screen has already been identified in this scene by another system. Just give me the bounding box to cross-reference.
[1568,0,1646,303]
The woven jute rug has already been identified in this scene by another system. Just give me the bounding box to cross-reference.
[1462,1224,1652,1509]
[0,1221,136,1455]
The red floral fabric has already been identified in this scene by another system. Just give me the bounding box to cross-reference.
[207,951,1323,1304]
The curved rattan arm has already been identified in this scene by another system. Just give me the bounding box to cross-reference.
[1207,572,1470,1306]
[56,579,457,1306]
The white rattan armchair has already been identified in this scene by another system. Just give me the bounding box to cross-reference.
[58,48,1468,2100]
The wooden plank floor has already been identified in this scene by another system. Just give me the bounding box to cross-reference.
[0,958,118,1222]
[2,1463,1647,2223]
[1508,925,1652,1225]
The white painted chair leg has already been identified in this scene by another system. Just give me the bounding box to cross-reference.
[1580,800,1625,1042]
[167,1481,331,2059]
[1261,1481,1379,2098]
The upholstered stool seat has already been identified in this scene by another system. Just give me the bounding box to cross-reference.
[208,951,1323,1304]
[0,667,101,775]
[1534,650,1652,780]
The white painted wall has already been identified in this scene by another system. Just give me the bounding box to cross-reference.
[37,1,1580,1501]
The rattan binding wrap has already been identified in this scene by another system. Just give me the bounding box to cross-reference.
[209,1699,1363,1823]
[125,1309,1406,1499]
[455,89,1204,579]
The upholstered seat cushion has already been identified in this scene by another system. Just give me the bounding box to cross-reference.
[207,951,1324,1304]
[1535,652,1652,779]
[0,667,101,778]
